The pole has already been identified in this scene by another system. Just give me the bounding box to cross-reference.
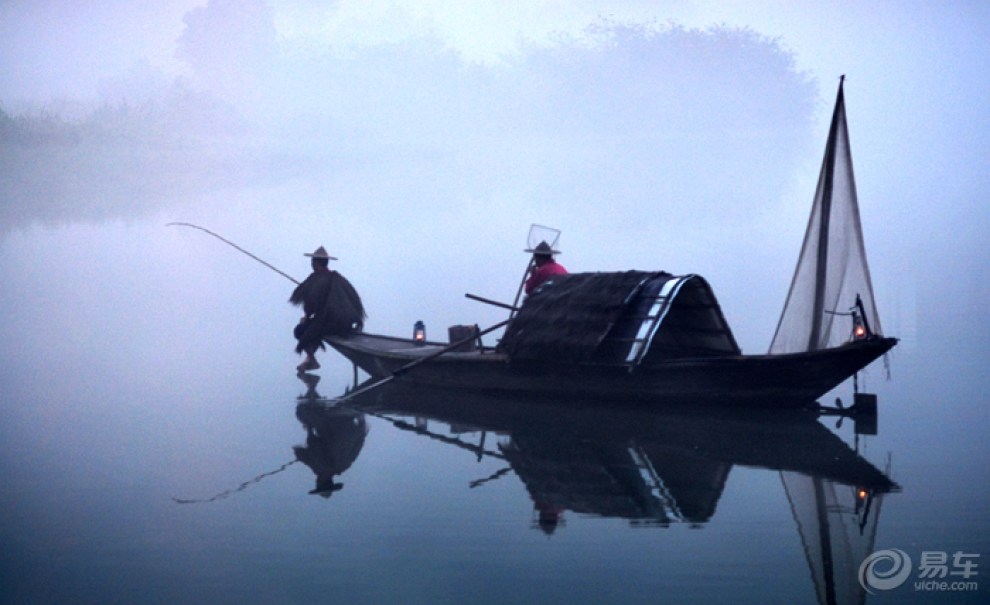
[346,405,508,461]
[464,293,519,311]
[167,222,300,285]
[333,318,512,403]
[808,76,844,351]
[509,257,535,320]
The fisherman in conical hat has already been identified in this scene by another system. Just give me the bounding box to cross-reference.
[524,240,568,294]
[289,246,366,372]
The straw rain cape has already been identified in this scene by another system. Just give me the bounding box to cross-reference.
[290,270,366,353]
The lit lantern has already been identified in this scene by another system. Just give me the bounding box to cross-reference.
[852,294,872,340]
[413,320,426,344]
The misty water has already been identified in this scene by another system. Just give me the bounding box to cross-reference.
[3,6,989,603]
[1,205,987,605]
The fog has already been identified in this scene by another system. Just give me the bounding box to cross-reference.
[1,0,988,369]
[2,4,990,603]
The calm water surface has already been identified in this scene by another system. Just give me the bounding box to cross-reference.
[1,220,987,605]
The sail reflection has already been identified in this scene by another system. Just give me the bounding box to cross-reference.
[783,471,889,605]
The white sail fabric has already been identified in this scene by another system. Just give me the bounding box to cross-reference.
[770,79,882,354]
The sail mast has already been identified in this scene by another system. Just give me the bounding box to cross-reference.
[808,75,845,350]
[771,75,885,355]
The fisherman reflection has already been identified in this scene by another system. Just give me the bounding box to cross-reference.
[294,402,369,498]
[297,371,322,401]
[290,246,366,373]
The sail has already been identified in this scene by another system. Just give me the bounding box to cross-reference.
[770,78,883,354]
[782,471,886,605]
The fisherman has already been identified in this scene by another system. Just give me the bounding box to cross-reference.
[524,240,568,294]
[290,246,366,372]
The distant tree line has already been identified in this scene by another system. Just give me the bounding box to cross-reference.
[0,89,298,233]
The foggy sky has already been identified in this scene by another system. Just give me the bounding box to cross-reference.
[1,1,988,357]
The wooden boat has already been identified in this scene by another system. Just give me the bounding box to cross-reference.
[328,330,894,405]
[328,78,897,407]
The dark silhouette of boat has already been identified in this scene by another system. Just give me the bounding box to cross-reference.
[329,77,895,407]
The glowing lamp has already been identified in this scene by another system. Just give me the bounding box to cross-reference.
[413,320,426,344]
[857,488,868,500]
[854,324,867,339]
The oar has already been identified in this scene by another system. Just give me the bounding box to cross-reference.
[333,318,511,403]
[465,293,519,311]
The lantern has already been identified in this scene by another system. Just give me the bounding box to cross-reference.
[413,320,426,344]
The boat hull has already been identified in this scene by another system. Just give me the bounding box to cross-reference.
[326,334,897,406]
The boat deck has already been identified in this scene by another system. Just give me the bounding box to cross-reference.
[327,332,897,406]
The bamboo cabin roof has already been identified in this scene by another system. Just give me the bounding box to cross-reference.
[499,271,740,366]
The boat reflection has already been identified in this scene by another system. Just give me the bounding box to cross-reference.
[340,381,896,522]
[301,379,898,605]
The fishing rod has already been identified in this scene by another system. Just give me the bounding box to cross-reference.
[166,222,300,285]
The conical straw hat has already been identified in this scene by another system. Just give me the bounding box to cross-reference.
[304,246,338,260]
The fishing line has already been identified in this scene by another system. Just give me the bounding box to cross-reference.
[167,222,300,285]
[171,459,299,504]
[470,466,513,489]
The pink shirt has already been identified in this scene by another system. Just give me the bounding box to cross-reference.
[525,261,568,294]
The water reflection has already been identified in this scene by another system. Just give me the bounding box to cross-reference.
[326,380,899,605]
[172,460,299,504]
[294,375,369,499]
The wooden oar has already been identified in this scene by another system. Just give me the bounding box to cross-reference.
[465,293,519,311]
[333,318,512,403]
